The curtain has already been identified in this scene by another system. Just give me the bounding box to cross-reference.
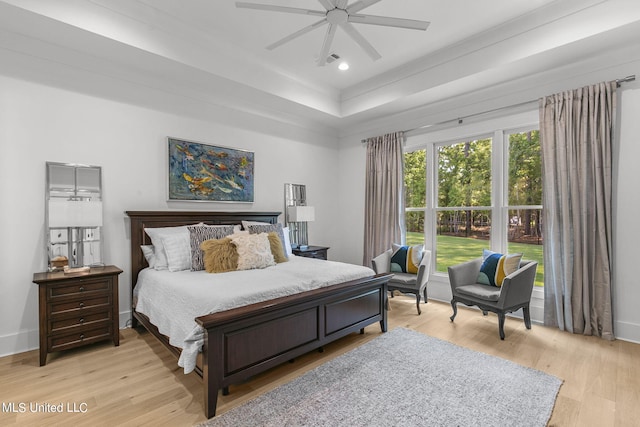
[362,131,405,267]
[539,81,616,340]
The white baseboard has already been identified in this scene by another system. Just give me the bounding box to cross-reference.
[0,329,39,358]
[614,320,640,344]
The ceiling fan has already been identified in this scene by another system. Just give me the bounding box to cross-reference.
[235,0,429,66]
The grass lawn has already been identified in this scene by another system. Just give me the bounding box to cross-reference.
[406,232,544,286]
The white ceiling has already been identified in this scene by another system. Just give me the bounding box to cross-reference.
[0,0,639,139]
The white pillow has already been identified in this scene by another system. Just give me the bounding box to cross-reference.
[144,225,195,270]
[161,233,193,272]
[282,226,293,257]
[230,233,275,271]
[140,245,156,268]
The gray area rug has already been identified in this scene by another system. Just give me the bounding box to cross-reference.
[199,328,562,427]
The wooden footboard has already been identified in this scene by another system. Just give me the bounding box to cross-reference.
[198,274,389,418]
[126,211,390,419]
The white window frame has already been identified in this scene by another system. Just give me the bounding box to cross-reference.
[405,110,539,277]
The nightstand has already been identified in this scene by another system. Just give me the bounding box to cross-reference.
[292,245,330,260]
[32,265,122,366]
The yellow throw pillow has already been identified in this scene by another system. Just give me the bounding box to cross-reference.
[267,232,288,263]
[200,237,239,273]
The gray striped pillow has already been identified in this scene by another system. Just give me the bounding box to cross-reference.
[188,224,235,271]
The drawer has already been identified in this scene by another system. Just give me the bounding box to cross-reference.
[50,310,112,333]
[49,324,112,352]
[49,294,111,316]
[305,251,327,260]
[49,278,111,298]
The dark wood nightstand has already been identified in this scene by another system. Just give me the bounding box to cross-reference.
[32,265,122,366]
[292,245,329,260]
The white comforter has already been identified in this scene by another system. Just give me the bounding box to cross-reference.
[133,255,375,373]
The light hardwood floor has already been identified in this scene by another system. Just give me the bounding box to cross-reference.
[2,297,639,426]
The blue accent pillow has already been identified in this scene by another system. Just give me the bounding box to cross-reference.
[477,249,523,287]
[390,244,423,274]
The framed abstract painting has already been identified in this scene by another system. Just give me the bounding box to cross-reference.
[167,137,254,202]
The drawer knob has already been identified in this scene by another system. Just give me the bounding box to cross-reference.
[79,302,85,308]
[79,286,85,292]
[80,334,85,340]
[79,317,85,324]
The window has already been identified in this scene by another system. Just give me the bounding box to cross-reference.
[404,122,543,285]
[436,138,492,272]
[404,149,426,246]
[506,130,543,286]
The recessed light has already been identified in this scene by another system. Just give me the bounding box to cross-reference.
[338,62,349,71]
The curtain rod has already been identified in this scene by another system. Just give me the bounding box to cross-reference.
[361,74,636,143]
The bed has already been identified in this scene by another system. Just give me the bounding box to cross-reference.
[126,211,391,418]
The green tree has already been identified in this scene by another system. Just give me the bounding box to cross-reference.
[508,131,542,238]
[404,150,426,233]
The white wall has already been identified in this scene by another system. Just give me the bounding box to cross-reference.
[613,85,640,342]
[0,76,341,357]
[336,84,640,343]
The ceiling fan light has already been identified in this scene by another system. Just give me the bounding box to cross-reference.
[338,61,350,71]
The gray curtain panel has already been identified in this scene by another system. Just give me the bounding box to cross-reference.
[362,131,405,267]
[539,81,616,339]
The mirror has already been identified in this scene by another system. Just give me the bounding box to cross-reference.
[46,162,103,271]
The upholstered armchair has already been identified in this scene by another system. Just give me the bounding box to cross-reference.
[372,248,432,315]
[448,257,537,339]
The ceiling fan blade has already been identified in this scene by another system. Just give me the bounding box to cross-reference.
[339,22,381,61]
[317,23,338,66]
[317,0,336,11]
[348,14,430,31]
[346,0,382,14]
[266,19,328,50]
[236,2,326,17]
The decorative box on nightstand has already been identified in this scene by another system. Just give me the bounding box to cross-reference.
[292,245,329,260]
[32,265,122,366]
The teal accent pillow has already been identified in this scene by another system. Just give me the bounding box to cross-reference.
[390,244,424,274]
[477,249,523,287]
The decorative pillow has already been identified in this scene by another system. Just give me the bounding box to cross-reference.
[140,245,156,269]
[230,233,276,271]
[267,232,288,263]
[161,233,193,272]
[201,237,239,273]
[247,223,288,259]
[144,225,196,270]
[241,220,269,230]
[477,249,523,287]
[282,226,293,256]
[188,224,235,271]
[390,244,424,274]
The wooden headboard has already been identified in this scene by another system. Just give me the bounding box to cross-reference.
[125,210,280,295]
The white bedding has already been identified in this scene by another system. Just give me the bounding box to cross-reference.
[133,255,375,373]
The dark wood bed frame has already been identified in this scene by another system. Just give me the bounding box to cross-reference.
[126,211,390,418]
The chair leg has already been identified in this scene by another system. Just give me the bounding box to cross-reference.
[415,293,421,315]
[423,288,428,304]
[450,299,458,322]
[523,305,532,329]
[498,313,506,340]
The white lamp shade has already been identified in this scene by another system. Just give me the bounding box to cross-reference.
[287,205,315,222]
[48,199,103,227]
